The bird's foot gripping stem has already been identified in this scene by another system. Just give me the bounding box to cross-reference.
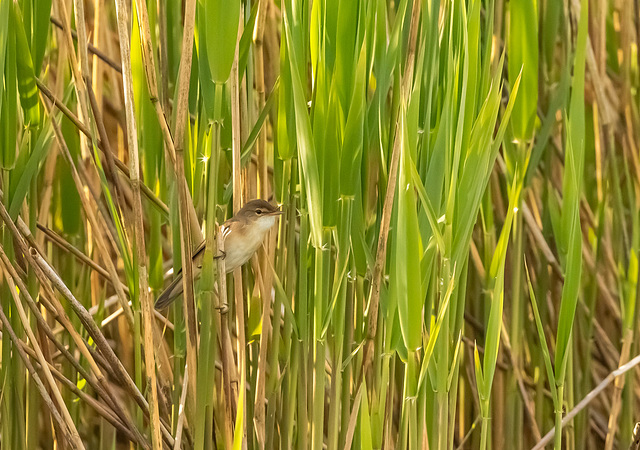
[216,303,229,314]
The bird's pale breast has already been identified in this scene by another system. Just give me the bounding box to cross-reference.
[222,215,276,272]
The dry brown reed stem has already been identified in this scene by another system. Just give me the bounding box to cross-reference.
[36,222,126,290]
[41,93,135,325]
[4,217,150,445]
[71,0,124,209]
[52,0,90,127]
[49,16,123,73]
[20,338,144,445]
[0,185,168,444]
[92,300,173,332]
[54,0,124,211]
[132,0,178,168]
[76,157,126,247]
[631,424,640,450]
[343,383,366,450]
[1,201,100,374]
[130,0,205,270]
[173,363,190,449]
[91,0,104,108]
[0,302,78,447]
[252,3,271,444]
[498,153,620,324]
[35,78,169,216]
[364,0,421,380]
[604,328,634,449]
[86,79,125,203]
[2,268,85,448]
[113,0,163,447]
[254,0,269,200]
[27,246,176,447]
[534,352,640,450]
[499,319,542,441]
[37,145,59,248]
[171,0,201,428]
[216,229,235,447]
[156,0,170,109]
[251,251,271,447]
[230,12,248,447]
[10,224,119,384]
[0,248,95,383]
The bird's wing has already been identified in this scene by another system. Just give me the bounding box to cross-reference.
[155,272,184,309]
[192,239,206,266]
[221,216,242,238]
[159,220,236,287]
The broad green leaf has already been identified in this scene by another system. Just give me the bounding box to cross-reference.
[473,344,484,399]
[196,0,216,120]
[360,384,374,450]
[624,249,638,330]
[417,266,456,392]
[205,0,240,84]
[57,105,82,235]
[30,0,51,74]
[319,78,341,227]
[241,78,279,165]
[554,0,588,383]
[541,0,562,69]
[334,0,359,111]
[237,0,259,77]
[284,8,323,246]
[9,125,53,219]
[1,13,18,169]
[481,177,520,394]
[526,61,570,185]
[339,42,366,198]
[393,103,423,352]
[132,0,164,289]
[232,363,246,450]
[410,161,444,252]
[525,262,558,403]
[12,2,40,127]
[453,62,522,262]
[0,0,11,115]
[508,0,538,141]
[276,32,295,160]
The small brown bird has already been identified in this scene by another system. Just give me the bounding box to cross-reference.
[155,199,282,309]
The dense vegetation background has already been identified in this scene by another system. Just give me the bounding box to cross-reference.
[0,0,638,448]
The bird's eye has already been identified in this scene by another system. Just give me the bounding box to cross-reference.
[256,209,262,215]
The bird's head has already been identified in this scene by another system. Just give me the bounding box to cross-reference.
[239,199,282,231]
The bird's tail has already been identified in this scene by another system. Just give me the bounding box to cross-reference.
[155,274,184,309]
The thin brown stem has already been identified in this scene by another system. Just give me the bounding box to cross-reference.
[165,0,201,428]
[35,78,169,217]
[363,0,422,380]
[0,302,78,448]
[113,0,163,446]
[216,228,235,447]
[41,92,135,325]
[2,270,85,449]
[49,15,123,73]
[230,10,247,447]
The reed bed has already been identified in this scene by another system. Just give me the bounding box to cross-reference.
[0,0,639,449]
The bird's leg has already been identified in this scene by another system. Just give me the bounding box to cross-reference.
[213,250,227,312]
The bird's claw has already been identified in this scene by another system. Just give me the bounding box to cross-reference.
[216,303,229,314]
[214,250,227,260]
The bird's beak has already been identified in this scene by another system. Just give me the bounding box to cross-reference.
[271,209,284,216]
